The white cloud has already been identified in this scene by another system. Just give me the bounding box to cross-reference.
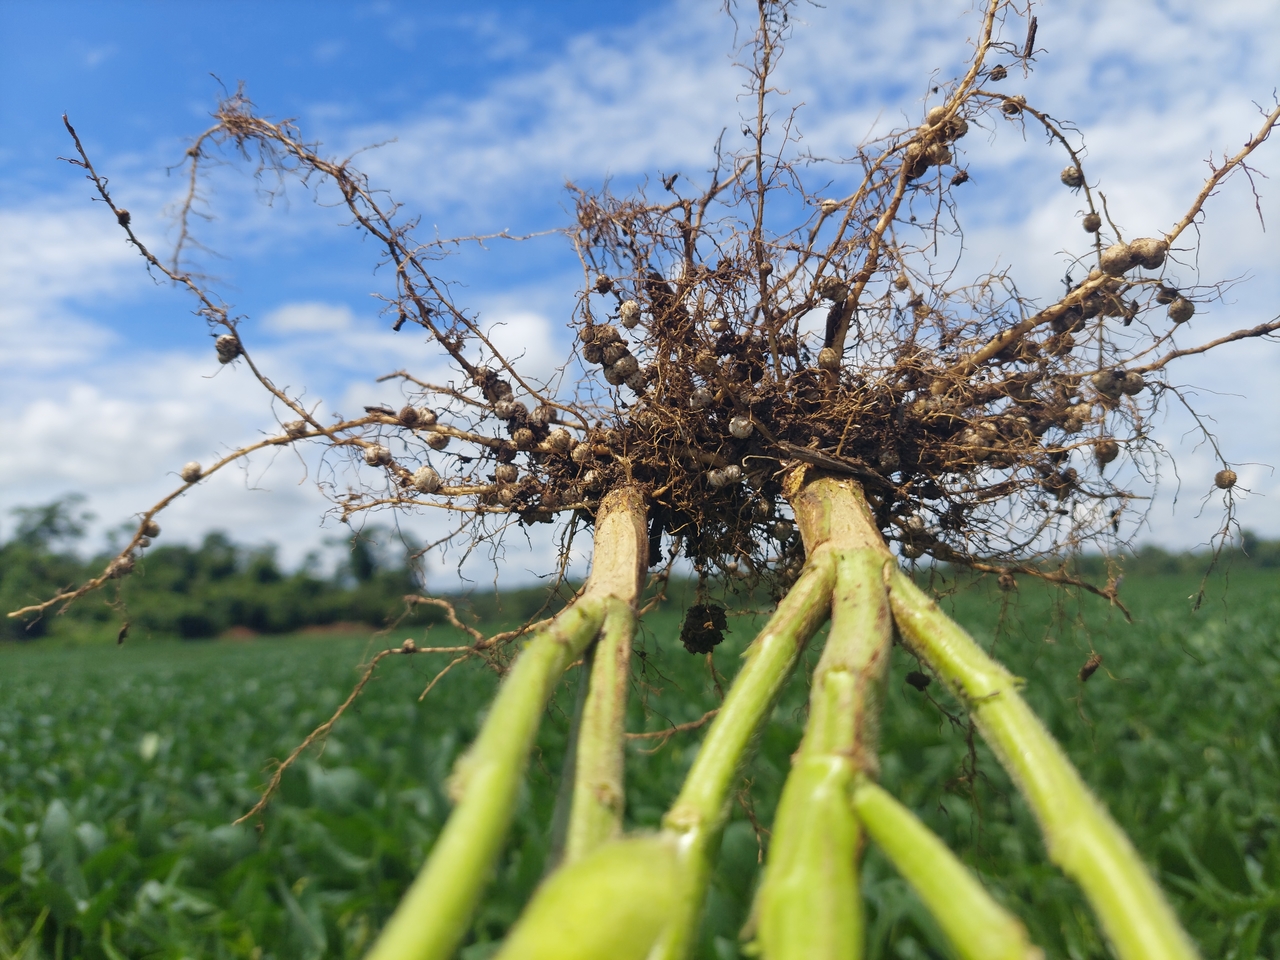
[264,302,355,333]
[0,207,134,372]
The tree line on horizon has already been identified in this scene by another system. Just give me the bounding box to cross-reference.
[0,495,542,643]
[3,495,1276,644]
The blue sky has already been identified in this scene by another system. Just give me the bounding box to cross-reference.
[2,0,1278,583]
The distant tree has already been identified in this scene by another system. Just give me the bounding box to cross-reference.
[0,507,438,640]
[0,496,92,640]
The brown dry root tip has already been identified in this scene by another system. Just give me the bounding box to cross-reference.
[1168,297,1195,324]
[427,432,451,451]
[1060,165,1084,188]
[1094,438,1120,466]
[1078,652,1103,682]
[180,461,203,483]
[364,444,392,466]
[1215,469,1238,490]
[142,519,161,538]
[215,333,242,363]
[1082,212,1102,232]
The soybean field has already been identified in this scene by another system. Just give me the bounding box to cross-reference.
[1,571,1277,959]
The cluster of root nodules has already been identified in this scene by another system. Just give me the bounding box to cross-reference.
[544,187,1187,591]
[359,95,1203,595]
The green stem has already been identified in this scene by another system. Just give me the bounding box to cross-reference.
[365,487,647,960]
[851,779,1042,960]
[366,601,604,960]
[754,550,892,960]
[564,597,634,862]
[887,568,1200,960]
[810,550,893,761]
[546,647,592,868]
[755,754,860,960]
[650,554,837,960]
[492,836,681,960]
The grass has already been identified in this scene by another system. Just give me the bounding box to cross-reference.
[0,570,1277,959]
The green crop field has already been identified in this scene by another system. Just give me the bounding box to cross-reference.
[2,571,1277,959]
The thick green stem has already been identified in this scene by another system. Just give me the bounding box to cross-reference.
[754,549,893,960]
[755,754,860,960]
[851,779,1042,960]
[564,597,634,862]
[546,647,591,868]
[811,551,893,762]
[650,555,837,960]
[492,836,680,960]
[366,603,603,960]
[365,488,647,960]
[887,568,1200,960]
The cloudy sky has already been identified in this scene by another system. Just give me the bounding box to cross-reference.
[2,0,1278,585]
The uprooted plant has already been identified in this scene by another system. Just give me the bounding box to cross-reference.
[13,1,1280,957]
